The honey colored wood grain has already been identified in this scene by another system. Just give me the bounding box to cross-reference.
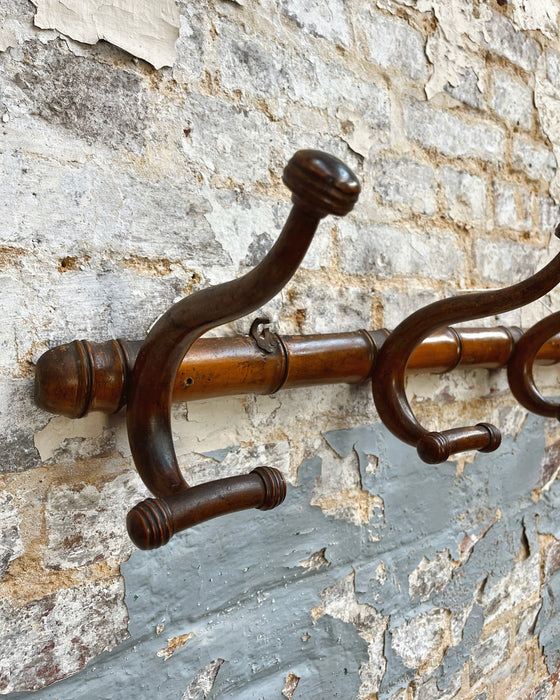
[35,326,560,419]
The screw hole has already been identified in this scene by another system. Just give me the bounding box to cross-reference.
[185,377,194,386]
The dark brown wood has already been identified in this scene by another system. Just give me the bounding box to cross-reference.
[127,466,286,550]
[372,225,560,464]
[126,150,361,548]
[417,423,502,464]
[34,326,560,418]
[508,312,560,418]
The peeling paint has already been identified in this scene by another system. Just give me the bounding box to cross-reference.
[182,659,224,699]
[0,26,17,52]
[414,0,541,104]
[311,488,385,527]
[409,550,454,602]
[34,413,108,462]
[297,547,330,571]
[509,0,560,39]
[13,418,560,697]
[3,0,560,696]
[156,632,195,660]
[312,572,389,698]
[391,607,451,673]
[416,0,489,102]
[338,107,377,158]
[282,672,300,699]
[31,0,180,68]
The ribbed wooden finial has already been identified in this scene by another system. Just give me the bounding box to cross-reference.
[127,467,287,550]
[127,498,174,550]
[282,150,361,218]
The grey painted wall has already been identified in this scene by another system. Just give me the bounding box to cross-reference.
[9,415,560,699]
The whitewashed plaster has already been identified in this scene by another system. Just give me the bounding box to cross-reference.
[31,0,180,68]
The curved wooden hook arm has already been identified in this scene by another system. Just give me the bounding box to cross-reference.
[126,150,360,549]
[507,311,560,419]
[372,227,560,464]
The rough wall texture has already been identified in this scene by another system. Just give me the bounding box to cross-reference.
[2,0,560,698]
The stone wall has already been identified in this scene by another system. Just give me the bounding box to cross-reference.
[2,0,560,698]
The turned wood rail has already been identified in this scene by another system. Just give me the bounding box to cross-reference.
[35,324,560,419]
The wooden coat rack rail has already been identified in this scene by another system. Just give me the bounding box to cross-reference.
[34,324,560,419]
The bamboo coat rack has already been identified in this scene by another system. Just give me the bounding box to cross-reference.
[35,324,560,418]
[35,150,560,550]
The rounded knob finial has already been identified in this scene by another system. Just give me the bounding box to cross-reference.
[34,340,91,418]
[282,150,361,218]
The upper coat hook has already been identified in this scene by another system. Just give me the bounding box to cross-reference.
[507,310,560,419]
[126,150,361,549]
[372,226,560,464]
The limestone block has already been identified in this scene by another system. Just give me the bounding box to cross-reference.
[339,220,464,281]
[513,137,557,181]
[403,99,505,163]
[363,9,428,81]
[439,166,486,225]
[490,70,533,130]
[372,157,436,215]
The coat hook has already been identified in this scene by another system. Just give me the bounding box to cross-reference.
[507,311,560,418]
[372,225,560,464]
[126,150,361,549]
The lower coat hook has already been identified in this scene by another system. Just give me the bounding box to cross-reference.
[128,467,286,550]
[507,311,560,419]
